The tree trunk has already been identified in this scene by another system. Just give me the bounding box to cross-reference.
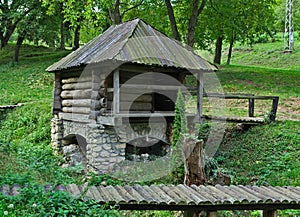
[186,0,206,47]
[1,23,18,48]
[184,139,206,186]
[60,21,66,50]
[183,138,206,217]
[213,36,223,64]
[227,39,234,65]
[73,24,80,50]
[109,0,122,25]
[14,34,25,62]
[165,0,180,41]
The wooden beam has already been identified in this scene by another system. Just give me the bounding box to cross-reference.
[52,73,62,114]
[121,84,187,91]
[61,90,92,99]
[197,72,204,123]
[62,106,90,114]
[113,69,120,114]
[62,82,93,90]
[62,99,100,109]
[263,210,277,217]
[58,112,91,123]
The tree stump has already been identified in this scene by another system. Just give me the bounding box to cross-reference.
[183,138,206,186]
[183,138,206,217]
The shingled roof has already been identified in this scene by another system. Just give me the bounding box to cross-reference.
[47,18,216,72]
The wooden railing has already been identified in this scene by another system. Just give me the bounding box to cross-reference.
[202,93,279,123]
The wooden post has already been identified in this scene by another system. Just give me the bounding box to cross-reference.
[207,211,218,217]
[270,97,279,122]
[52,72,62,115]
[263,210,277,217]
[197,71,204,123]
[248,98,255,117]
[113,69,120,114]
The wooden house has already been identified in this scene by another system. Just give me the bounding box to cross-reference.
[47,18,216,173]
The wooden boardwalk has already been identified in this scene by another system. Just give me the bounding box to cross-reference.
[1,184,300,216]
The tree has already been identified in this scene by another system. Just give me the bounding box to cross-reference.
[0,0,38,49]
[196,0,277,64]
[87,0,146,25]
[13,2,57,61]
[170,90,188,182]
[164,0,206,46]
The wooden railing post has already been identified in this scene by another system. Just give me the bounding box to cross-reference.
[207,211,218,217]
[113,69,120,114]
[248,98,255,117]
[270,97,279,122]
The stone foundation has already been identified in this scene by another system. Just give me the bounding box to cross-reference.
[51,116,171,174]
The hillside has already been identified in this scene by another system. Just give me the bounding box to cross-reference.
[0,40,299,215]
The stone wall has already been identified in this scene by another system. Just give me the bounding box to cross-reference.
[51,117,171,174]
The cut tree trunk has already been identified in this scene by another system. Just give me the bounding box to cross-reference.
[184,139,206,186]
[183,138,206,217]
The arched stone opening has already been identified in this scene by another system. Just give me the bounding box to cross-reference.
[125,136,169,162]
[61,134,87,169]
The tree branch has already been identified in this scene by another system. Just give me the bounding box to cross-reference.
[121,0,144,18]
[197,0,206,17]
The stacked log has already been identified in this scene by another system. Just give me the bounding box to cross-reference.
[60,74,108,119]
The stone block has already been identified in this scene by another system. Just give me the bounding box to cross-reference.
[116,143,126,150]
[100,150,110,158]
[102,143,111,151]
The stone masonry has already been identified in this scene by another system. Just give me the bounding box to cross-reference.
[51,116,170,173]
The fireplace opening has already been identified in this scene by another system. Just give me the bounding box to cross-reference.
[125,136,169,161]
[61,134,87,169]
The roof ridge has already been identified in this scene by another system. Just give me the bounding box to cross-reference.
[110,19,141,61]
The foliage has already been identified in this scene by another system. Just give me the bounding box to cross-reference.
[0,0,40,48]
[170,90,188,182]
[195,0,277,63]
[88,174,123,186]
[0,184,120,216]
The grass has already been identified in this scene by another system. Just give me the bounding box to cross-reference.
[0,37,299,216]
[214,121,300,186]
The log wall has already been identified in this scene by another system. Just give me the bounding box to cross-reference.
[58,70,108,120]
